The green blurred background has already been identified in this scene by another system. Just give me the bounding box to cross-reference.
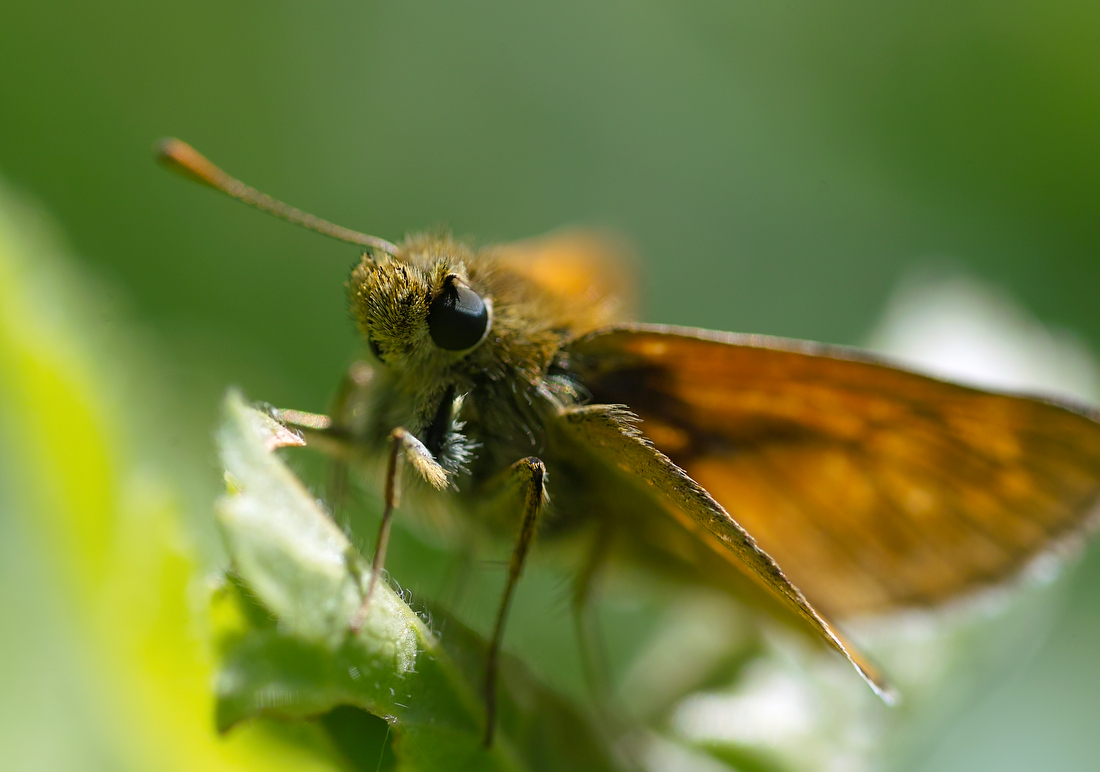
[2,1,1099,769]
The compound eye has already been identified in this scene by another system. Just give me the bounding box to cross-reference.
[427,277,490,351]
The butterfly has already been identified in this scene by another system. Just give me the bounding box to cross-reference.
[158,138,1100,745]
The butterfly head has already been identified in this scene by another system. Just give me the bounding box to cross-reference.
[348,239,493,369]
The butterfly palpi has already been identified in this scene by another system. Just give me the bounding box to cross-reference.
[159,139,1100,745]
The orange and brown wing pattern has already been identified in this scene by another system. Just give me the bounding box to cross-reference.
[555,403,895,701]
[567,324,1100,618]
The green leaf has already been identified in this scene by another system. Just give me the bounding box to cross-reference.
[0,183,355,771]
[214,391,614,772]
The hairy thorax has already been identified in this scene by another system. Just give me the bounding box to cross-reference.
[339,233,624,537]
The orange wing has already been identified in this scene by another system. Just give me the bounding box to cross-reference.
[566,324,1100,618]
[488,230,637,337]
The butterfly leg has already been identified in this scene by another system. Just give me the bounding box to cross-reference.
[266,408,356,527]
[483,456,547,747]
[326,459,350,521]
[269,408,449,631]
[573,519,614,703]
[439,533,478,612]
[322,364,369,524]
[349,427,448,632]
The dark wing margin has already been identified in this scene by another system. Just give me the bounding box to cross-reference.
[564,324,1100,618]
[555,403,895,703]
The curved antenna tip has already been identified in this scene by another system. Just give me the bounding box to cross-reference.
[155,138,222,189]
[154,137,398,254]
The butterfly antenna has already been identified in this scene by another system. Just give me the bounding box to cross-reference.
[156,138,398,255]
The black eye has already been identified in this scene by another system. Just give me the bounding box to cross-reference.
[428,277,489,351]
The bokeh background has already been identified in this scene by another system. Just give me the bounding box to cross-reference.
[2,2,1099,770]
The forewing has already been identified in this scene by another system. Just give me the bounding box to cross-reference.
[489,230,636,335]
[566,324,1100,617]
[555,403,894,701]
